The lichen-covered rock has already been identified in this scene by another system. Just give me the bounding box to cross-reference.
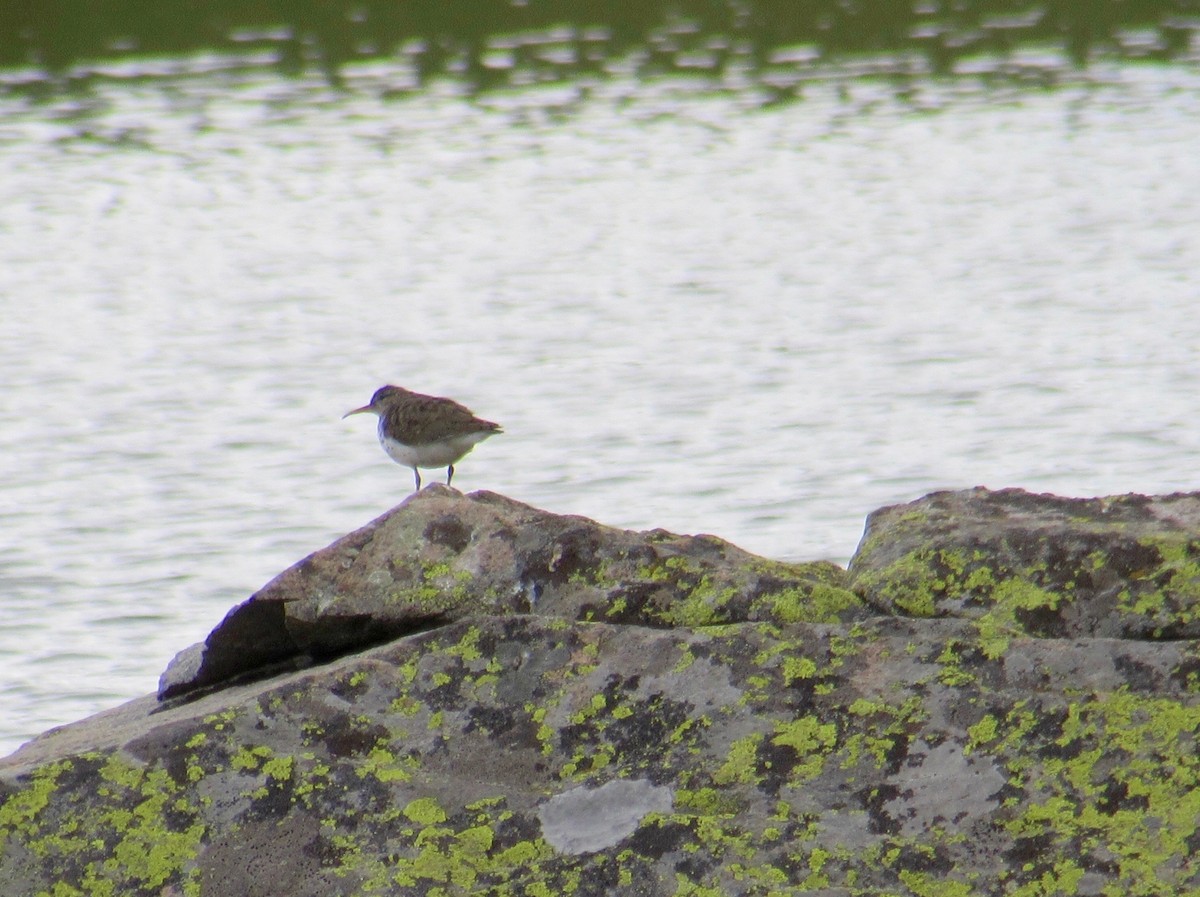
[3,487,1200,897]
[850,487,1200,647]
[159,486,865,699]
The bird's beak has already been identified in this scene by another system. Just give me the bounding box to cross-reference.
[342,405,374,419]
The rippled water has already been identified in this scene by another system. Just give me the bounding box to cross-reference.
[2,60,1199,754]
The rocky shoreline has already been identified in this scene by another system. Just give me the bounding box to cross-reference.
[3,486,1199,895]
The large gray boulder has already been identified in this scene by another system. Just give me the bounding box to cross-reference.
[158,487,864,699]
[850,486,1200,643]
[2,486,1199,896]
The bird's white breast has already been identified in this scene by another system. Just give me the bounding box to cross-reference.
[379,430,495,469]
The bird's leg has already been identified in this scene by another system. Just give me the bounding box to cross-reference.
[447,464,455,487]
[413,468,422,491]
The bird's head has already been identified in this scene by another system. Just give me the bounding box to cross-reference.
[343,385,405,419]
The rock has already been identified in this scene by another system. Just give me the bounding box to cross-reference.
[159,486,865,699]
[3,487,1200,897]
[850,487,1200,645]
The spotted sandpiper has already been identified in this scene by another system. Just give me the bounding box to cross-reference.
[343,385,502,491]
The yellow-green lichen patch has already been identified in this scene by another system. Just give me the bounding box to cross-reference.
[850,546,962,617]
[713,733,765,786]
[974,608,1019,661]
[826,621,874,669]
[899,868,977,897]
[1116,536,1200,635]
[964,574,1065,658]
[402,796,448,825]
[526,703,556,756]
[387,560,476,611]
[292,752,333,803]
[357,741,416,784]
[675,787,745,816]
[668,646,696,677]
[965,713,1000,754]
[642,808,823,895]
[745,559,864,625]
[541,668,708,782]
[446,625,485,662]
[839,695,927,773]
[936,639,978,687]
[635,555,863,630]
[770,716,838,782]
[202,708,240,731]
[0,759,75,848]
[324,791,556,896]
[852,540,1087,646]
[633,556,741,628]
[973,690,1200,893]
[781,655,820,685]
[230,744,273,772]
[659,580,740,628]
[1,753,206,896]
[755,582,863,625]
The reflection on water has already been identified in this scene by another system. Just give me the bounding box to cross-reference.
[2,0,1197,97]
[2,53,1200,754]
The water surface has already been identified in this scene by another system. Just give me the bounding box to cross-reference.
[2,59,1199,753]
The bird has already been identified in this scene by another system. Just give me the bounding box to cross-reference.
[343,385,502,492]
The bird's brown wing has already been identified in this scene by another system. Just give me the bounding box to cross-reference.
[389,394,500,445]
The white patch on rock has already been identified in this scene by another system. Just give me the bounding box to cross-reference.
[883,738,1007,836]
[537,778,674,855]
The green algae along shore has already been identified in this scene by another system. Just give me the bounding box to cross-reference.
[3,486,1200,896]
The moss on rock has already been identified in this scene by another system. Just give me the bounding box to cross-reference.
[6,487,1200,895]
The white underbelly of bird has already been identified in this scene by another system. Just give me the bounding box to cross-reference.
[380,432,494,469]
